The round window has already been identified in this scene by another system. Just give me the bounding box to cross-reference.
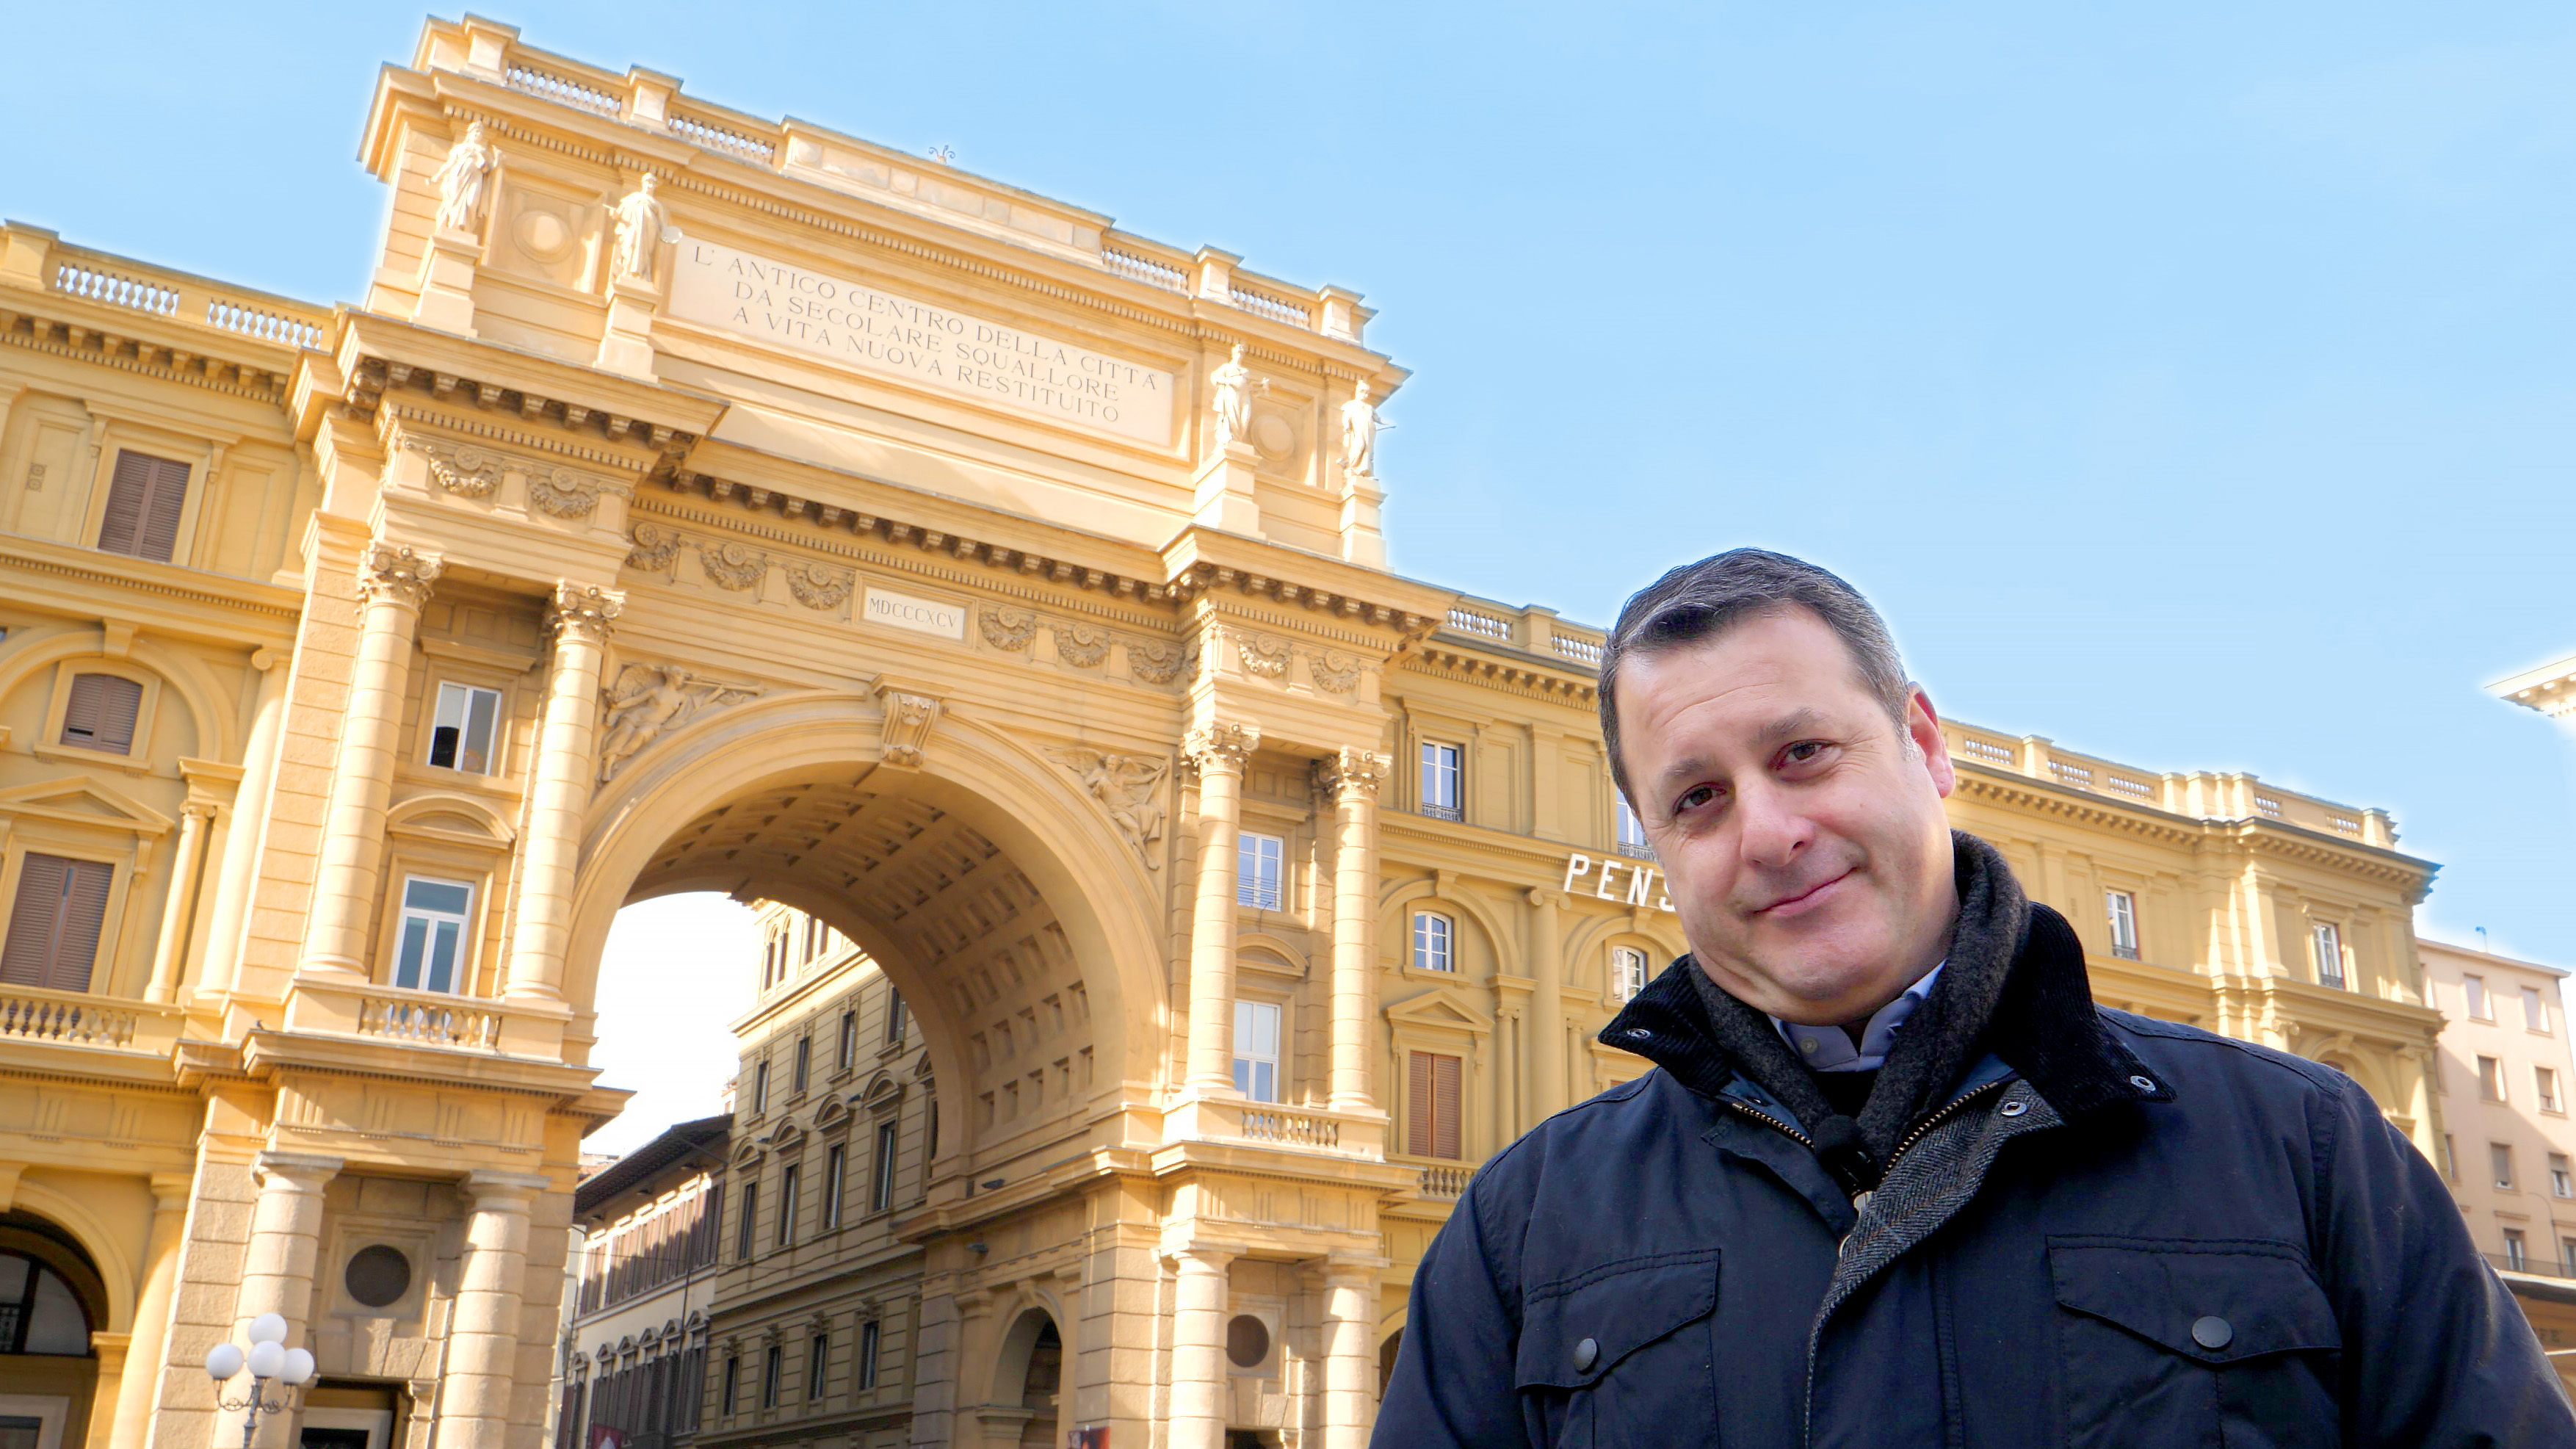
[1225,1313,1270,1369]
[344,1244,413,1308]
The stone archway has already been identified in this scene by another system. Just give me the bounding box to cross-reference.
[984,1305,1063,1449]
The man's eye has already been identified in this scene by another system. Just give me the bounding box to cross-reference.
[1674,785,1717,812]
[1784,742,1827,764]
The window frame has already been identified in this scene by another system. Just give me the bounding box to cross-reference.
[2552,1152,2573,1199]
[2479,1055,2505,1103]
[885,991,908,1048]
[1232,997,1284,1103]
[751,1060,771,1115]
[1411,911,1455,974]
[57,673,145,756]
[869,1120,900,1214]
[822,1143,846,1230]
[390,875,477,995]
[792,1036,811,1095]
[761,1344,782,1409]
[90,445,197,565]
[0,850,116,994]
[1236,830,1286,911]
[806,1331,828,1403]
[1614,798,1652,859]
[775,1162,800,1246]
[734,1179,756,1261]
[2541,1066,2563,1115]
[836,1011,858,1073]
[2506,1228,2529,1272]
[1405,1049,1465,1160]
[720,1354,739,1415]
[2492,1141,2517,1191]
[424,680,505,776]
[858,1320,881,1392]
[2526,985,2553,1035]
[2105,890,2140,961]
[1611,946,1649,1004]
[2312,921,2345,990]
[2466,973,2492,1021]
[1419,740,1464,820]
[32,659,160,776]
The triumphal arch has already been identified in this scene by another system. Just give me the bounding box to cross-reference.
[0,15,2459,1449]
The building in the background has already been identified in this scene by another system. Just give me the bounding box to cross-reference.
[2420,937,2576,1389]
[554,1116,728,1449]
[0,15,2467,1448]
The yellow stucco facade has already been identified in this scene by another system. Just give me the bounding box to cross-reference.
[0,17,2461,1449]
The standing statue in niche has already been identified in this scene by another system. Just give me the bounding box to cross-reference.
[432,121,502,237]
[610,174,675,286]
[1207,342,1267,452]
[1340,379,1391,479]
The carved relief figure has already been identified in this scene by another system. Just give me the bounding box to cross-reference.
[596,664,763,781]
[610,174,672,285]
[432,122,502,236]
[1046,748,1170,868]
[1207,343,1266,451]
[1339,379,1389,478]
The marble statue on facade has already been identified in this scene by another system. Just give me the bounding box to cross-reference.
[1208,343,1265,451]
[597,663,761,781]
[1340,379,1389,478]
[432,121,502,237]
[610,174,673,286]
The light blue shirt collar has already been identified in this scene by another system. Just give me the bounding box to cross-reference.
[1770,961,1944,1073]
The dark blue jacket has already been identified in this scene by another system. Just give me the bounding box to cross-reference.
[1377,904,2573,1447]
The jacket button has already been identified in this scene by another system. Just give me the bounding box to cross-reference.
[2190,1315,2233,1351]
[1573,1337,1599,1373]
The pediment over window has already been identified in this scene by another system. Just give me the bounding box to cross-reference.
[1383,986,1494,1037]
[0,775,173,836]
[811,1095,850,1132]
[767,1119,806,1152]
[731,1139,764,1168]
[858,1071,904,1112]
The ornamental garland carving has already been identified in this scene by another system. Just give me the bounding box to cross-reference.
[528,463,629,519]
[1054,623,1110,669]
[408,437,502,499]
[698,541,769,591]
[626,521,682,571]
[1044,748,1171,870]
[1128,640,1188,686]
[979,607,1037,651]
[782,560,855,611]
[1309,649,1364,694]
[1235,632,1292,679]
[596,662,766,783]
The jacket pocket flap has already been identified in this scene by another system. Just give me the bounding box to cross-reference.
[1515,1250,1719,1390]
[2049,1238,2340,1365]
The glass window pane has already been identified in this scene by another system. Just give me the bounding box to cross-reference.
[406,879,472,914]
[395,917,430,990]
[462,687,499,773]
[427,920,461,994]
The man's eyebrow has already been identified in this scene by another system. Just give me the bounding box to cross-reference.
[1753,708,1829,748]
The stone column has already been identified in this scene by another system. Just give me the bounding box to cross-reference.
[503,583,621,1003]
[108,1174,192,1449]
[1317,749,1389,1113]
[1318,1257,1383,1449]
[1526,889,1568,1116]
[234,1153,340,1448]
[300,543,443,977]
[195,650,289,1004]
[1183,724,1259,1096]
[1167,1243,1237,1449]
[142,803,213,1002]
[433,1171,549,1449]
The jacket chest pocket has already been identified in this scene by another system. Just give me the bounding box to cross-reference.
[1515,1250,1720,1449]
[2047,1237,2341,1449]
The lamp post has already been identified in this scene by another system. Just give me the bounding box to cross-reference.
[204,1312,317,1449]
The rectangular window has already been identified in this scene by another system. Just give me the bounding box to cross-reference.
[427,682,502,774]
[2105,891,2140,961]
[1412,911,1454,973]
[807,1332,828,1402]
[392,877,474,994]
[1615,798,1651,858]
[1233,1000,1282,1103]
[59,673,144,754]
[2442,1134,2459,1181]
[95,450,190,563]
[858,1320,881,1391]
[753,1060,771,1114]
[2312,922,2345,990]
[886,991,908,1046]
[776,1163,800,1246]
[2553,1153,2572,1199]
[0,853,113,992]
[761,1345,781,1408]
[837,1011,857,1072]
[792,1037,811,1094]
[734,1181,756,1260]
[824,1144,846,1230]
[2480,1055,2504,1102]
[2493,1143,2517,1190]
[1406,1050,1464,1160]
[2541,1067,2562,1114]
[1613,947,1649,1004]
[2563,1237,2576,1276]
[870,1121,899,1213]
[721,1356,739,1415]
[1237,831,1285,911]
[2466,973,2492,1021]
[1419,742,1463,820]
[2527,986,2552,1034]
[2506,1228,2529,1272]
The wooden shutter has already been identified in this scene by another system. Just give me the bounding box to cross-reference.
[1406,1051,1435,1157]
[1,854,112,991]
[97,452,190,562]
[1433,1052,1464,1160]
[60,674,144,753]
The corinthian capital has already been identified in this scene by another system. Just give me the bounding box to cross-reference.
[546,582,625,644]
[357,543,444,611]
[1315,747,1390,801]
[1184,722,1262,774]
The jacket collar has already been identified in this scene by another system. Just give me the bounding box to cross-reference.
[1601,900,2171,1122]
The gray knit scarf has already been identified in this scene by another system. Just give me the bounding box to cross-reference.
[1685,831,2030,1167]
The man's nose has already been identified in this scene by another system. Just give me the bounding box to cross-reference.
[1735,781,1813,870]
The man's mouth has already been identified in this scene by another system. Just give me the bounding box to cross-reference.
[1755,867,1854,919]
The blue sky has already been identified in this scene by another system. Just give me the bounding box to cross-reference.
[7,4,2568,1144]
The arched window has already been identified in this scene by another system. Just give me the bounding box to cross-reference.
[1411,911,1454,972]
[1612,947,1649,1003]
[0,1249,94,1356]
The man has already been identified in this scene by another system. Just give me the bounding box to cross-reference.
[1376,549,2572,1446]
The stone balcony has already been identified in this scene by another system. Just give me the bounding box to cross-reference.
[0,224,330,385]
[0,985,185,1072]
[281,975,570,1063]
[1160,1093,1387,1162]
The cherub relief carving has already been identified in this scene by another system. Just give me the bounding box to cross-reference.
[596,663,764,782]
[1046,748,1171,870]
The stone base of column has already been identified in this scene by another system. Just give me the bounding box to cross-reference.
[1192,443,1261,534]
[596,275,659,378]
[1337,477,1386,568]
[413,226,483,335]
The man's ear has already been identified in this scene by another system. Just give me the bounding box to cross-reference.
[1907,688,1956,799]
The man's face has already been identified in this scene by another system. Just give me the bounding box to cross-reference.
[1616,606,1959,1026]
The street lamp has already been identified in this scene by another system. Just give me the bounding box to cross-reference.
[204,1312,317,1449]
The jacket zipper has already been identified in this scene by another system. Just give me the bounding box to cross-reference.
[1882,1079,2010,1171]
[1721,1099,1812,1147]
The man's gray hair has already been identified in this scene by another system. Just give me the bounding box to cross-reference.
[1597,549,1914,801]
